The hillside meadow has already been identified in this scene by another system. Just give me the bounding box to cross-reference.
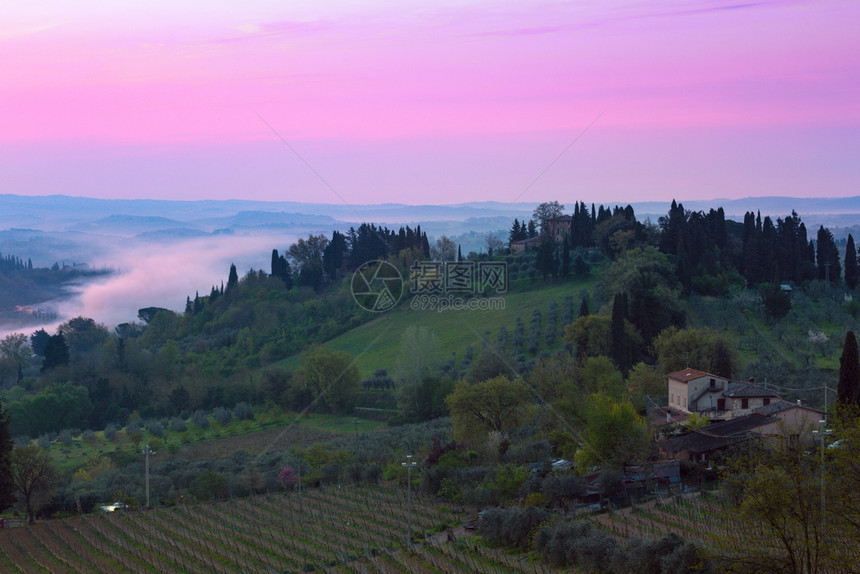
[279,273,601,378]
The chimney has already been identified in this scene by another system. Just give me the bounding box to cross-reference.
[749,377,755,384]
[796,399,802,406]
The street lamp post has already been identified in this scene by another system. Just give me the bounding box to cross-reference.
[401,455,417,546]
[141,444,157,508]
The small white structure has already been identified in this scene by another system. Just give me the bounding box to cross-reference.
[99,502,128,512]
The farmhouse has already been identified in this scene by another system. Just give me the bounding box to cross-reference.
[666,368,781,421]
[544,215,573,243]
[659,393,825,462]
[509,236,541,254]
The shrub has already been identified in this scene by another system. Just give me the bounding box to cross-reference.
[461,486,495,507]
[347,463,364,483]
[623,533,685,574]
[191,410,210,430]
[145,422,164,438]
[542,475,583,508]
[104,424,118,441]
[524,492,549,507]
[479,506,549,550]
[213,407,233,426]
[483,464,529,502]
[534,520,597,567]
[438,477,463,502]
[233,402,255,421]
[570,528,617,571]
[13,436,30,447]
[363,464,382,484]
[37,434,51,448]
[58,429,73,446]
[126,420,141,434]
[170,418,187,433]
[661,540,709,574]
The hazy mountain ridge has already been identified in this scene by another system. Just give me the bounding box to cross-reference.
[3,192,859,266]
[1,193,858,334]
[4,193,859,226]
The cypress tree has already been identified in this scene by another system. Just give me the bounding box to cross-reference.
[845,234,858,290]
[282,259,293,290]
[41,333,69,373]
[510,219,522,243]
[226,263,239,292]
[610,293,629,373]
[271,249,280,277]
[536,236,556,280]
[817,226,841,283]
[0,401,14,512]
[579,295,589,318]
[561,236,570,278]
[422,232,431,258]
[838,331,860,411]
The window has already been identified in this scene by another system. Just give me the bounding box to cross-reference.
[741,398,749,409]
[763,398,770,406]
[710,378,716,389]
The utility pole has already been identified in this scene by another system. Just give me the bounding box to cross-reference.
[401,455,417,547]
[141,444,157,508]
[819,419,826,531]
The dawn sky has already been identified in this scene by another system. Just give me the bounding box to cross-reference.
[1,0,857,205]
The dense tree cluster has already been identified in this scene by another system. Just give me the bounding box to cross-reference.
[512,200,860,296]
[0,253,33,274]
[0,252,109,312]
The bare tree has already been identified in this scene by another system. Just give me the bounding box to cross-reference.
[532,201,565,233]
[485,233,505,256]
[10,444,57,523]
[0,333,31,369]
[431,235,457,262]
[287,234,329,274]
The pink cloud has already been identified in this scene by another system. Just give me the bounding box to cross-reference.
[0,0,856,203]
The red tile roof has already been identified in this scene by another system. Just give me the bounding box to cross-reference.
[666,368,711,382]
[723,382,781,398]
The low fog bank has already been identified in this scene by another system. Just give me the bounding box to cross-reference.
[0,233,298,340]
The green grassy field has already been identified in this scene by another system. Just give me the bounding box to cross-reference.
[280,273,601,377]
[46,411,387,473]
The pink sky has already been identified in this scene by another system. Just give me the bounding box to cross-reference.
[1,0,857,205]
